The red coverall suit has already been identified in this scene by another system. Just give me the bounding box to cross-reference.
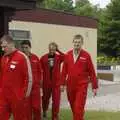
[40,52,64,120]
[62,49,98,120]
[29,53,41,120]
[0,50,33,120]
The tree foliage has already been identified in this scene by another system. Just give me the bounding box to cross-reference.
[99,0,120,56]
[38,0,74,12]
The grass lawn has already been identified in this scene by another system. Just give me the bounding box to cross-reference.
[47,109,120,120]
[10,109,120,120]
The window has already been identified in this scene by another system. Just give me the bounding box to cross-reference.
[9,30,31,50]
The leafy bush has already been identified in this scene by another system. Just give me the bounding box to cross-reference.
[97,56,120,65]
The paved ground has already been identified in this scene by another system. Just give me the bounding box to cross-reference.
[60,80,120,111]
[10,80,120,119]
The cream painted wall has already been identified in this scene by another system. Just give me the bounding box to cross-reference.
[9,20,97,67]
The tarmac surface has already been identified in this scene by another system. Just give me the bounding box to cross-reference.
[60,79,120,111]
[10,79,120,120]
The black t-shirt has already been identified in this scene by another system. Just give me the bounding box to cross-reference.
[48,54,55,79]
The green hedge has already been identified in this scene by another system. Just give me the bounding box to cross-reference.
[97,56,120,65]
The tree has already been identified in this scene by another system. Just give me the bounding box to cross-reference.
[75,0,90,6]
[97,8,108,55]
[74,0,99,17]
[62,0,74,12]
[37,0,74,12]
[37,0,100,17]
[100,0,120,56]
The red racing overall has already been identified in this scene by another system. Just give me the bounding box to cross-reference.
[62,49,98,120]
[0,50,33,120]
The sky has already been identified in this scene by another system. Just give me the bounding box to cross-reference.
[73,0,111,8]
[89,0,111,8]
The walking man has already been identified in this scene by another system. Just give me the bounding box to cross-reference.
[21,40,41,120]
[0,35,33,120]
[62,34,98,120]
[40,42,64,120]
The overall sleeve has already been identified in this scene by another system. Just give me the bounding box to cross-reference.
[87,55,98,89]
[39,57,44,88]
[38,59,42,85]
[21,55,33,97]
[61,54,68,85]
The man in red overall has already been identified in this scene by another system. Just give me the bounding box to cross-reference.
[21,40,41,120]
[40,42,64,120]
[62,34,98,120]
[0,35,33,120]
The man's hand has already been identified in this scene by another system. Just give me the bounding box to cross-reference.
[92,89,97,97]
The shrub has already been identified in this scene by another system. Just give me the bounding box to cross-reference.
[97,56,120,65]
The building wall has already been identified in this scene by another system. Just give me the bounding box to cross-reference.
[9,20,97,67]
